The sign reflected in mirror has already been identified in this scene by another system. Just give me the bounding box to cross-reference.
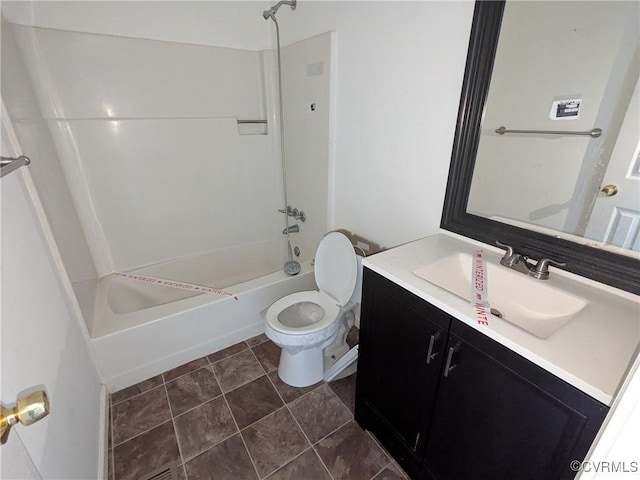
[441,1,640,294]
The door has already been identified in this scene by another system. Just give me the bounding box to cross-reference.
[1,103,103,478]
[584,78,640,251]
[355,269,450,475]
[0,431,41,480]
[423,319,608,480]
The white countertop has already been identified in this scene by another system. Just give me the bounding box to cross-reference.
[362,232,640,406]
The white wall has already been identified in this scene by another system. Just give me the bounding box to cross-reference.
[4,0,476,251]
[1,110,103,479]
[278,1,475,248]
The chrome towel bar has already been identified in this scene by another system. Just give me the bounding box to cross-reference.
[236,120,267,124]
[495,126,602,138]
[1,155,31,178]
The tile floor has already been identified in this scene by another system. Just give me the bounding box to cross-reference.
[108,331,407,480]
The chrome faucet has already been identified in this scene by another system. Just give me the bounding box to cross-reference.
[496,241,566,280]
[283,224,299,234]
[529,258,567,280]
[496,241,533,274]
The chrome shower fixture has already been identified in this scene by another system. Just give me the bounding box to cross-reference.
[282,224,300,235]
[264,0,299,276]
[262,0,297,20]
[278,205,306,222]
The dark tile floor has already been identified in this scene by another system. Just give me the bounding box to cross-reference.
[109,331,407,480]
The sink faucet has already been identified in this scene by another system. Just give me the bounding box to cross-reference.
[496,241,533,274]
[502,253,533,274]
[496,241,566,280]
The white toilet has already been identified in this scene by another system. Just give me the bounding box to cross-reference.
[265,232,360,387]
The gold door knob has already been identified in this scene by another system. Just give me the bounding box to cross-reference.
[1,390,50,445]
[601,184,619,197]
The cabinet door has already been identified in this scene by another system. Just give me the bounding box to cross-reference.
[424,319,608,480]
[356,269,450,473]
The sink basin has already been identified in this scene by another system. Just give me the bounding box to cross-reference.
[413,252,588,338]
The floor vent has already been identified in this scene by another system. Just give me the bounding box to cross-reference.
[138,461,178,480]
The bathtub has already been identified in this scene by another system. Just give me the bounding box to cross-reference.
[79,258,317,391]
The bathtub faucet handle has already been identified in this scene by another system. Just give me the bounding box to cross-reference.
[278,206,306,222]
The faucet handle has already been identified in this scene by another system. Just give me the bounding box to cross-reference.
[530,258,567,280]
[495,240,515,262]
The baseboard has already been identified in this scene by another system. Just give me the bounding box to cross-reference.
[98,384,109,480]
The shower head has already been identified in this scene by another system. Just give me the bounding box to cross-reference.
[262,0,296,20]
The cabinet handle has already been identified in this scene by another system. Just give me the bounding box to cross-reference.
[443,344,459,377]
[413,432,421,451]
[426,332,441,365]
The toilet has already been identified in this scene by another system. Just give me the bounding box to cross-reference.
[265,231,360,387]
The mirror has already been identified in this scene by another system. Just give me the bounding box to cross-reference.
[469,1,639,251]
[441,0,640,294]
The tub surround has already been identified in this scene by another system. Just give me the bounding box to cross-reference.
[362,232,640,406]
[6,21,334,290]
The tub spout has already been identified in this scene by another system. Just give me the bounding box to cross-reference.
[283,224,299,234]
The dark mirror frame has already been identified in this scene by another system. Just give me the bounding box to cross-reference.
[441,0,640,295]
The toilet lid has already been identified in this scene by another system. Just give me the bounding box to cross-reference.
[314,232,357,306]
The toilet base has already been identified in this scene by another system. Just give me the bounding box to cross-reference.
[277,346,324,387]
[276,310,356,388]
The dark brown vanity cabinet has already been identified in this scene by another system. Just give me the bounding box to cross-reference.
[355,268,609,480]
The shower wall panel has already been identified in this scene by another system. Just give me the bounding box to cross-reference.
[11,24,283,275]
[1,21,98,285]
[55,118,280,271]
[279,31,334,260]
[12,25,267,120]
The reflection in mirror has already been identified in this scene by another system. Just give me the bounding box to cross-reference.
[468,1,639,254]
[441,1,640,294]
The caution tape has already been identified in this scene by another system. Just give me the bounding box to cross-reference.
[114,272,238,301]
[472,250,490,326]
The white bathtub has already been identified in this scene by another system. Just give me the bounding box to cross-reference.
[80,259,316,391]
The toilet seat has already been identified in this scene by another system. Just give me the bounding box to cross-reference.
[265,232,357,337]
[266,290,340,335]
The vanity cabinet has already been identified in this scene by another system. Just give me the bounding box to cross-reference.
[355,268,609,480]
